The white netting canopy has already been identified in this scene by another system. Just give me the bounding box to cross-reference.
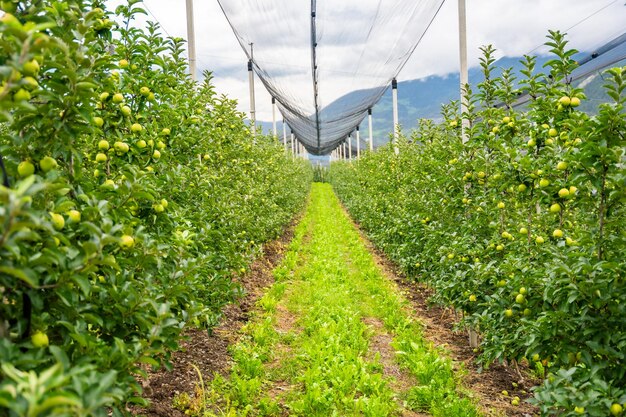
[217,0,445,155]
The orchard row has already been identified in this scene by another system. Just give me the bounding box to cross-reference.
[332,33,626,417]
[0,1,310,415]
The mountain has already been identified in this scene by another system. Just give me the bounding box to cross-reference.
[257,54,625,151]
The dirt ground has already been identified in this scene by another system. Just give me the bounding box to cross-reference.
[352,222,540,417]
[129,224,295,417]
[131,209,539,417]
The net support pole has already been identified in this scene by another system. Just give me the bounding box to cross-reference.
[185,0,197,81]
[291,131,295,157]
[356,126,361,158]
[248,58,256,136]
[282,119,287,150]
[272,97,277,138]
[392,78,399,154]
[348,135,352,161]
[368,108,373,151]
[458,0,469,144]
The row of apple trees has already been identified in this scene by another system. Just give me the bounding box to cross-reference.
[332,32,625,417]
[0,1,311,415]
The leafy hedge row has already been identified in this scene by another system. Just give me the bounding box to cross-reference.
[0,1,310,415]
[332,32,626,417]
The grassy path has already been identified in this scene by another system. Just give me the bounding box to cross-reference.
[176,183,480,417]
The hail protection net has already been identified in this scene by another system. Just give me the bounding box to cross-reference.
[216,0,444,155]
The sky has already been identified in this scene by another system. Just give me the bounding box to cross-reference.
[107,0,626,123]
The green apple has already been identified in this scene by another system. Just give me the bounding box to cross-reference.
[114,142,129,154]
[67,209,81,223]
[610,404,623,417]
[17,160,35,177]
[130,123,143,133]
[519,227,528,235]
[548,128,558,137]
[160,199,168,208]
[95,152,107,162]
[93,116,104,128]
[112,93,124,103]
[23,59,40,76]
[497,202,505,209]
[161,127,171,136]
[558,96,571,106]
[570,97,581,107]
[98,140,109,150]
[469,294,477,302]
[136,139,147,148]
[140,86,150,96]
[535,236,545,244]
[39,156,57,173]
[101,179,115,190]
[518,184,527,192]
[31,331,49,347]
[99,92,109,101]
[505,309,513,318]
[550,203,561,213]
[539,178,550,188]
[50,212,65,230]
[558,188,570,198]
[13,88,31,102]
[120,105,131,117]
[119,234,135,249]
[153,203,164,213]
[556,161,568,170]
[152,149,161,159]
[515,294,525,304]
[118,59,129,68]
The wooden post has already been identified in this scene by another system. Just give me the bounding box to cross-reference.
[248,59,256,136]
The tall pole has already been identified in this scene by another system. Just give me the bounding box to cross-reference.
[368,108,373,151]
[282,119,287,150]
[185,0,197,81]
[348,135,352,160]
[458,0,469,144]
[272,98,277,137]
[392,78,399,155]
[248,43,256,137]
[291,131,295,156]
[356,126,361,158]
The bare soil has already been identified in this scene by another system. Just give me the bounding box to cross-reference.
[130,223,296,417]
[352,219,540,417]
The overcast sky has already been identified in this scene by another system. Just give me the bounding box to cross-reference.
[110,0,626,122]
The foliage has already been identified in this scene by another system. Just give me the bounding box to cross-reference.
[178,184,478,417]
[0,1,310,415]
[332,32,626,416]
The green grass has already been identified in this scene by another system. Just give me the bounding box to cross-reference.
[175,183,480,416]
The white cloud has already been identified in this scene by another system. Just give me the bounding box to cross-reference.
[107,0,626,122]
